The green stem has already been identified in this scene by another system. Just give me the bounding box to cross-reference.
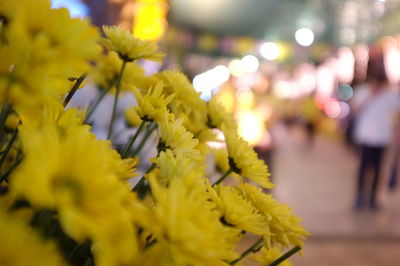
[0,103,11,136]
[131,123,157,157]
[64,74,87,107]
[268,246,301,266]
[230,238,263,265]
[0,128,18,168]
[121,120,146,158]
[0,155,22,184]
[214,168,233,185]
[133,177,146,192]
[133,162,156,198]
[83,257,93,266]
[107,60,127,139]
[84,84,113,123]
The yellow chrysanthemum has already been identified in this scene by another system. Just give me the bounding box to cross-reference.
[0,0,100,108]
[251,247,292,266]
[102,25,164,62]
[107,147,138,180]
[131,82,174,122]
[211,148,240,179]
[222,125,273,189]
[207,96,236,130]
[0,204,67,266]
[208,184,268,235]
[194,127,217,155]
[10,125,138,266]
[153,150,208,196]
[124,106,142,127]
[5,112,20,130]
[239,183,309,248]
[132,174,240,266]
[154,70,209,135]
[16,102,85,130]
[90,51,148,91]
[139,241,181,266]
[156,113,203,164]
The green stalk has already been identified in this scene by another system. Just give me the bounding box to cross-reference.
[0,155,22,184]
[230,238,263,265]
[0,103,11,136]
[84,84,113,123]
[0,128,18,168]
[64,74,87,107]
[268,246,301,266]
[133,162,156,198]
[121,120,146,158]
[214,168,233,185]
[131,123,157,157]
[107,60,127,139]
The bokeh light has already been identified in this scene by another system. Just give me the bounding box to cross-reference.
[228,59,245,77]
[295,28,314,46]
[51,0,88,17]
[241,55,259,73]
[324,98,341,118]
[259,42,280,60]
[238,111,264,145]
[338,84,354,101]
[193,65,230,100]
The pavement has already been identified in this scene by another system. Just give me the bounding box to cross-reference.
[267,123,400,266]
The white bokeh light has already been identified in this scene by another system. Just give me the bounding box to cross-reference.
[228,59,244,77]
[241,55,259,73]
[259,42,280,60]
[295,28,314,46]
[193,65,230,100]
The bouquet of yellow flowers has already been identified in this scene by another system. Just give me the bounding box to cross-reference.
[0,1,308,265]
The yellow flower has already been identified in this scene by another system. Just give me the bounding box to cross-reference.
[239,183,309,248]
[90,51,148,91]
[133,174,240,266]
[16,102,85,130]
[131,82,174,122]
[222,125,273,189]
[208,184,268,235]
[157,113,203,164]
[5,113,20,130]
[0,0,100,108]
[124,106,142,127]
[10,125,138,266]
[207,96,236,130]
[154,70,209,135]
[211,148,239,179]
[139,242,181,266]
[0,204,67,266]
[107,147,139,180]
[102,25,164,62]
[154,150,207,193]
[252,247,292,266]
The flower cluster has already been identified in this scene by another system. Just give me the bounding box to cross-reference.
[0,1,308,265]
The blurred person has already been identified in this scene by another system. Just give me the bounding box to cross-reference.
[352,53,400,210]
[301,95,320,146]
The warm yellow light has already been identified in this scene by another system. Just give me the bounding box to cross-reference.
[217,90,235,113]
[236,88,254,110]
[238,111,264,146]
[133,1,168,40]
[228,59,244,77]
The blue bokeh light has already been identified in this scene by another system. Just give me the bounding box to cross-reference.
[51,0,89,18]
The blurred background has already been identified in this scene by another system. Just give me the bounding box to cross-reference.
[54,0,400,265]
